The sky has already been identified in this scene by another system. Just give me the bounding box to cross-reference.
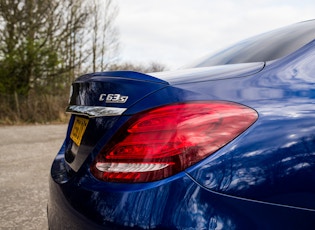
[116,0,315,70]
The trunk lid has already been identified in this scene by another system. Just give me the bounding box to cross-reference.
[65,71,168,171]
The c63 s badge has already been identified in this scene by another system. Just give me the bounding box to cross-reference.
[99,94,128,103]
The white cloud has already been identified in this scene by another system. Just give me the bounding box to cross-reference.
[116,0,315,69]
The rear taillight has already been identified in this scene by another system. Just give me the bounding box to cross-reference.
[91,101,257,183]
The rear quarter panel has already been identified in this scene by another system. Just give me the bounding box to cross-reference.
[185,40,315,211]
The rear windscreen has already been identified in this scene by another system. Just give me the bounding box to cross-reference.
[192,20,315,67]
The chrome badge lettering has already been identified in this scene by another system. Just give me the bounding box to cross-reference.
[99,94,128,103]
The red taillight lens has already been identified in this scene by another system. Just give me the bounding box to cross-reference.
[91,102,257,183]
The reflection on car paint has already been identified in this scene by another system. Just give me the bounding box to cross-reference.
[188,41,315,210]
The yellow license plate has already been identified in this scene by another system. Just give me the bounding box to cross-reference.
[70,116,89,146]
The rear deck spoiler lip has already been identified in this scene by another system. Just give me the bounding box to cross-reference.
[75,71,169,85]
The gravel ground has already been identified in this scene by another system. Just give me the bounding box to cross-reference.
[0,124,67,229]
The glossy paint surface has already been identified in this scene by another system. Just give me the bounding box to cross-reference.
[186,41,315,210]
[49,24,315,229]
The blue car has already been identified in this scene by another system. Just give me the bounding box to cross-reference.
[48,20,315,229]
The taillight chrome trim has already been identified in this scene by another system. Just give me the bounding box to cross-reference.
[66,105,127,118]
[96,162,170,173]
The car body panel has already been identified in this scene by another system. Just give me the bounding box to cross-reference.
[49,164,315,229]
[186,40,315,210]
[69,72,168,109]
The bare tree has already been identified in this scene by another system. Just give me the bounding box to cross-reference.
[0,0,121,96]
[0,0,121,123]
[90,0,120,73]
[0,0,92,95]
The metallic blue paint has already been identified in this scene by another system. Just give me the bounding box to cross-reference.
[69,76,168,109]
[49,21,315,229]
[187,40,315,211]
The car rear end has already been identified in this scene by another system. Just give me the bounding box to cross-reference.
[47,66,264,228]
[48,60,315,229]
[48,20,315,229]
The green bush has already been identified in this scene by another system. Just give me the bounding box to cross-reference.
[0,91,69,125]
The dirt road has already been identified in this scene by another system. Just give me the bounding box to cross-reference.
[0,124,67,229]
